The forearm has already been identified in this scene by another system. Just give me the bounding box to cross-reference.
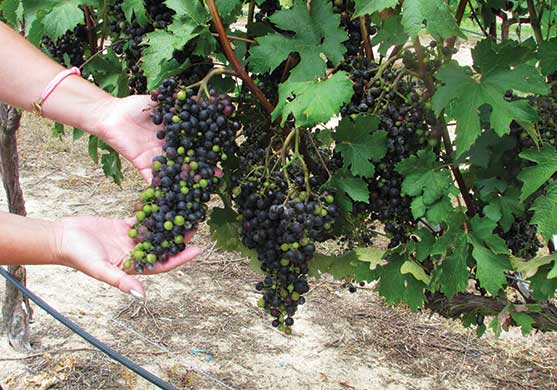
[0,212,62,266]
[0,22,114,137]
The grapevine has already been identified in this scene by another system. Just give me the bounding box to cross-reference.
[4,0,557,335]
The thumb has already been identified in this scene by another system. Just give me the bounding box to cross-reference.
[93,263,146,300]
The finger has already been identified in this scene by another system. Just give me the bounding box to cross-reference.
[87,260,146,299]
[142,246,202,275]
[141,167,153,183]
[183,229,196,243]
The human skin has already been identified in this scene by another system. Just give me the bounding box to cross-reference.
[0,22,201,299]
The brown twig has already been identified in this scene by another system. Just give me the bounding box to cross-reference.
[359,16,374,62]
[78,39,126,71]
[446,0,468,49]
[207,0,274,114]
[413,38,434,97]
[526,0,544,44]
[82,6,98,54]
[210,32,257,45]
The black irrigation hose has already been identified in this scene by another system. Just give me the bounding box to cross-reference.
[0,267,176,390]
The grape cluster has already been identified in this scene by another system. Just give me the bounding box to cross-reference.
[341,57,435,247]
[127,78,239,272]
[41,27,88,67]
[499,218,542,260]
[255,0,281,23]
[233,166,337,333]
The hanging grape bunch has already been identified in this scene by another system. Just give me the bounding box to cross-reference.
[126,76,239,272]
[41,26,88,67]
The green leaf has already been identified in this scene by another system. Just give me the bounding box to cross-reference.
[100,150,123,185]
[88,135,99,164]
[273,71,354,127]
[371,15,408,57]
[332,115,386,178]
[368,254,426,310]
[481,188,523,232]
[433,41,549,156]
[52,122,65,138]
[122,0,148,26]
[537,38,557,76]
[511,312,534,336]
[401,260,430,284]
[434,234,470,298]
[41,0,83,41]
[530,182,557,241]
[249,0,348,81]
[328,171,370,207]
[308,251,358,280]
[72,128,84,141]
[85,49,129,97]
[142,20,202,88]
[528,264,557,301]
[518,146,557,201]
[208,206,260,271]
[469,237,511,295]
[401,0,465,39]
[470,216,510,255]
[354,246,385,269]
[1,0,21,26]
[165,0,208,26]
[354,0,398,17]
[511,254,556,278]
[217,0,244,25]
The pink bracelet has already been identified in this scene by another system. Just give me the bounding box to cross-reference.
[32,67,81,117]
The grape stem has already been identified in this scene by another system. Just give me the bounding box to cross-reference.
[206,0,275,114]
[81,6,98,54]
[78,39,127,71]
[526,0,544,44]
[186,67,238,99]
[210,32,257,45]
[446,0,468,49]
[359,16,374,62]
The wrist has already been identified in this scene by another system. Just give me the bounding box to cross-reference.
[78,94,119,140]
[49,220,69,267]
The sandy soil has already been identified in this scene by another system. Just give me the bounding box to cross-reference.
[0,83,556,390]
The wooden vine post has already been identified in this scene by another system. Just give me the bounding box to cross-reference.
[0,103,32,351]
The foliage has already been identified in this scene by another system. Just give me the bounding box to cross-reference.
[3,0,557,334]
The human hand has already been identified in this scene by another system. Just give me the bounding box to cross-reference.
[94,95,161,183]
[55,215,202,299]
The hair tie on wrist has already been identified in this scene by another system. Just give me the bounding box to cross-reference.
[32,67,82,117]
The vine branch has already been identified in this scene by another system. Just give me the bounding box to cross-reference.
[206,0,274,114]
[359,16,374,62]
[526,0,544,44]
[446,0,468,48]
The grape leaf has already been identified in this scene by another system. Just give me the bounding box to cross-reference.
[530,182,557,241]
[88,135,99,164]
[354,0,398,17]
[528,264,557,301]
[396,149,455,221]
[401,0,465,40]
[401,260,430,284]
[469,216,509,255]
[433,41,549,156]
[249,0,348,82]
[85,49,129,97]
[371,15,408,57]
[208,206,259,266]
[217,0,244,25]
[469,236,511,295]
[511,312,534,336]
[308,251,358,280]
[537,38,557,76]
[122,0,148,26]
[480,186,523,232]
[72,128,84,141]
[165,0,208,26]
[273,71,354,126]
[518,146,557,202]
[100,149,123,185]
[41,0,84,41]
[142,20,203,88]
[433,234,470,298]
[511,254,555,278]
[1,0,21,26]
[326,170,369,214]
[333,114,386,178]
[367,254,426,310]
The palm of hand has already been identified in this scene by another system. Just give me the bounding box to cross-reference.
[98,95,162,182]
[59,216,201,295]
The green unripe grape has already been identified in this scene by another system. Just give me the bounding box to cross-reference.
[136,211,146,222]
[284,327,292,335]
[123,259,133,270]
[221,153,228,161]
[278,324,285,332]
[320,209,328,217]
[143,205,152,214]
[280,243,289,251]
[146,254,157,264]
[184,157,191,163]
[280,258,290,266]
[325,194,334,204]
[162,240,170,248]
[174,235,184,244]
[177,146,185,155]
[190,161,199,170]
[313,206,322,216]
[280,289,288,298]
[151,204,159,212]
[324,222,331,230]
[232,186,241,196]
[187,149,195,157]
[291,242,299,249]
[424,102,433,111]
[153,161,162,171]
[199,179,208,188]
[172,115,181,124]
[174,215,185,226]
[181,187,190,194]
[167,160,175,167]
[291,292,300,301]
[176,90,186,100]
[287,284,294,293]
[428,138,439,147]
[300,238,309,246]
[257,298,266,308]
[164,221,174,230]
[133,250,145,260]
[212,145,220,152]
[128,229,138,238]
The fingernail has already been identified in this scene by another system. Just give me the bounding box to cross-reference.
[130,289,145,300]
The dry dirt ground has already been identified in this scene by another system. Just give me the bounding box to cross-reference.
[0,105,556,390]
